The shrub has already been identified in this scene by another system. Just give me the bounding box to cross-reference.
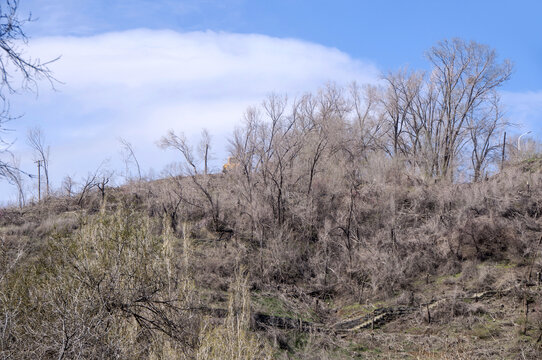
[1,207,200,359]
[196,268,272,360]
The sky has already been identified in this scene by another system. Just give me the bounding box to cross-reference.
[1,0,541,201]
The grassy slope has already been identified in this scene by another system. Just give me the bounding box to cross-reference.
[2,160,542,359]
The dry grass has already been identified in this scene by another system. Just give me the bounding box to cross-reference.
[2,143,542,358]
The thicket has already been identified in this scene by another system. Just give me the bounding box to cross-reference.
[0,208,272,359]
[2,38,542,358]
[152,39,524,298]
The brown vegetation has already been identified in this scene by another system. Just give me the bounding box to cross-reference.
[2,39,542,358]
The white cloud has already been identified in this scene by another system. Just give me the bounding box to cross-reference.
[1,29,380,200]
[33,30,377,91]
[502,90,542,133]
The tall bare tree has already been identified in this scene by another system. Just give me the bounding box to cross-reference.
[349,82,386,156]
[382,69,421,156]
[425,39,512,180]
[467,93,506,181]
[376,39,512,180]
[27,126,50,197]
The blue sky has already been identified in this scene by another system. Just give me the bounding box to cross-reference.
[1,0,541,201]
[20,0,541,91]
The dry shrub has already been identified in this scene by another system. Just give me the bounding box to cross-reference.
[467,303,488,316]
[430,300,468,323]
[472,265,497,290]
[196,268,272,360]
[192,239,242,291]
[459,260,479,282]
[1,207,201,359]
[394,290,418,306]
[34,212,79,237]
[260,229,313,285]
[456,217,513,261]
[426,299,487,326]
[359,249,408,297]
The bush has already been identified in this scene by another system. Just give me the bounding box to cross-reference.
[196,268,272,360]
[1,207,200,359]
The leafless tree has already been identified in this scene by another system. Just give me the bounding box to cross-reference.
[5,153,25,207]
[76,161,110,206]
[467,93,507,181]
[382,69,421,156]
[349,82,385,156]
[27,126,50,196]
[119,138,142,181]
[0,1,57,179]
[198,129,212,175]
[96,169,114,203]
[259,93,294,225]
[374,39,512,180]
[157,177,185,232]
[425,39,512,180]
[61,175,76,197]
[77,171,98,206]
[159,129,222,232]
[228,106,261,239]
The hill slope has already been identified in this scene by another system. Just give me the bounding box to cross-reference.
[2,158,542,359]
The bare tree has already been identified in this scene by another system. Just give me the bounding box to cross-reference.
[468,93,506,181]
[27,126,50,197]
[228,107,260,239]
[77,171,98,206]
[96,169,114,203]
[257,93,302,226]
[5,153,25,207]
[156,176,185,232]
[119,138,142,181]
[349,82,386,156]
[382,69,421,156]
[76,161,109,206]
[198,129,212,175]
[61,175,76,197]
[0,1,57,179]
[159,129,222,232]
[425,39,512,179]
[375,39,512,180]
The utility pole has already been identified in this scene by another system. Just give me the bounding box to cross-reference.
[35,160,41,202]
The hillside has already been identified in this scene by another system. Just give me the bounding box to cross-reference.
[1,155,542,359]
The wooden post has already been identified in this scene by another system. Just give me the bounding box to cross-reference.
[426,303,431,324]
